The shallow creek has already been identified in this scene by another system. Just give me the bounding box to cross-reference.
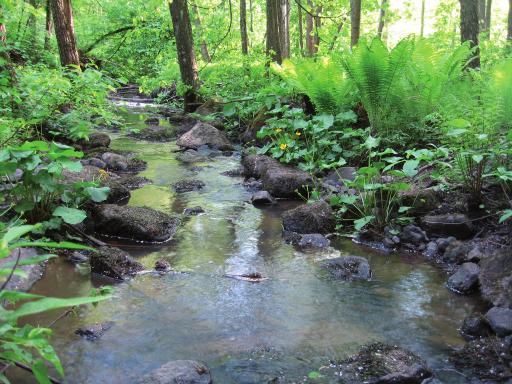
[19,103,483,383]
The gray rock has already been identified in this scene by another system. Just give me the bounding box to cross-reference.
[251,191,276,206]
[172,179,205,193]
[84,157,107,169]
[479,248,512,308]
[400,187,442,215]
[79,132,111,150]
[137,360,212,384]
[145,116,160,125]
[176,122,233,151]
[424,241,438,258]
[400,224,428,246]
[421,214,474,239]
[443,240,471,264]
[338,342,432,383]
[260,162,314,198]
[460,314,492,340]
[297,234,330,248]
[75,321,114,340]
[117,175,152,190]
[323,167,357,186]
[90,246,144,280]
[243,178,262,192]
[447,262,480,294]
[282,201,335,234]
[131,126,176,141]
[486,307,512,337]
[436,236,457,254]
[176,149,208,163]
[241,154,279,178]
[0,248,44,291]
[383,237,396,248]
[92,205,180,242]
[320,256,372,280]
[155,260,172,271]
[101,152,129,171]
[103,180,131,204]
[183,206,204,216]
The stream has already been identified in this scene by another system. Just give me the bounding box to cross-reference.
[18,102,483,383]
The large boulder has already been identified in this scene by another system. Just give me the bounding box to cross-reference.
[92,205,180,242]
[446,262,480,294]
[399,225,428,246]
[282,201,335,234]
[479,247,512,308]
[260,163,315,198]
[338,342,432,384]
[79,132,111,150]
[486,307,512,337]
[241,154,279,178]
[90,246,143,280]
[320,256,372,280]
[176,122,233,151]
[137,360,212,384]
[421,214,474,239]
[101,152,129,171]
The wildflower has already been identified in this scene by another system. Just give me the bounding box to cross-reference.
[275,128,283,133]
[295,131,301,136]
[280,143,287,150]
[98,168,109,181]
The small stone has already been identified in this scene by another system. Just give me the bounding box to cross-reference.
[75,321,114,340]
[460,313,492,340]
[486,307,512,337]
[137,360,212,384]
[297,234,330,248]
[392,236,401,244]
[400,224,428,246]
[446,262,480,294]
[282,201,335,234]
[443,241,470,264]
[155,260,172,271]
[68,251,89,264]
[101,152,129,171]
[251,191,276,206]
[424,241,438,258]
[436,236,456,254]
[183,206,204,216]
[320,256,372,280]
[172,179,205,193]
[90,246,144,280]
[383,237,395,248]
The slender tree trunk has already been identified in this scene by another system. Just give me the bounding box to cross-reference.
[277,0,290,59]
[44,0,53,51]
[305,0,314,56]
[313,4,321,51]
[50,0,80,67]
[478,0,486,30]
[191,4,211,62]
[377,0,387,38]
[298,3,304,55]
[350,0,361,48]
[420,0,426,36]
[329,17,346,51]
[266,0,281,63]
[459,0,480,69]
[240,0,249,54]
[508,0,512,41]
[249,0,253,32]
[485,0,492,34]
[169,0,200,111]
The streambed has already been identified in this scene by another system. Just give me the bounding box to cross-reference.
[19,102,483,383]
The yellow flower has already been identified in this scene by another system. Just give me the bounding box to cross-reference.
[98,168,109,181]
[295,131,301,136]
[275,128,283,133]
[280,143,287,150]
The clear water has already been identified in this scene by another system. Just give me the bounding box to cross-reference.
[16,104,483,383]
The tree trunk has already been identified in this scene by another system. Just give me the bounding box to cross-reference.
[508,0,512,41]
[459,0,480,69]
[277,0,290,59]
[305,0,319,55]
[50,0,80,67]
[485,0,492,33]
[298,3,303,55]
[266,0,281,63]
[249,0,254,32]
[420,0,425,36]
[350,0,361,48]
[169,0,200,111]
[44,0,53,51]
[377,0,387,38]
[240,0,249,54]
[478,0,486,30]
[191,4,211,62]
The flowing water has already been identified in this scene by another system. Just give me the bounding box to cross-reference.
[17,103,484,383]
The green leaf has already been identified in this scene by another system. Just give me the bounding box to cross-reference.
[2,225,35,245]
[403,160,420,177]
[499,210,512,224]
[471,154,484,164]
[52,207,87,225]
[354,216,375,231]
[447,118,471,128]
[307,371,322,379]
[32,360,51,384]
[364,135,380,150]
[85,187,110,202]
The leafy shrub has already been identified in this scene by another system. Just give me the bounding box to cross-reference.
[0,141,109,227]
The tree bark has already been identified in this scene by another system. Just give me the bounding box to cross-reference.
[266,0,281,62]
[459,0,480,69]
[420,0,425,36]
[277,0,290,59]
[478,0,486,30]
[169,0,200,111]
[377,0,387,38]
[50,0,80,67]
[305,0,320,55]
[350,0,361,48]
[298,3,304,55]
[44,0,53,51]
[508,0,512,41]
[240,0,249,54]
[191,4,211,62]
[485,0,492,34]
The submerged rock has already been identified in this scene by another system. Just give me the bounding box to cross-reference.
[282,201,335,234]
[479,247,512,308]
[250,191,276,206]
[155,259,172,271]
[320,256,371,280]
[130,125,176,141]
[446,262,480,294]
[117,175,152,190]
[172,179,205,193]
[75,321,114,340]
[486,307,512,337]
[92,205,180,242]
[297,234,330,248]
[176,122,233,151]
[90,246,143,280]
[137,360,212,384]
[421,214,474,239]
[338,342,432,383]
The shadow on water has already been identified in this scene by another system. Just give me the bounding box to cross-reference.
[15,104,484,383]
